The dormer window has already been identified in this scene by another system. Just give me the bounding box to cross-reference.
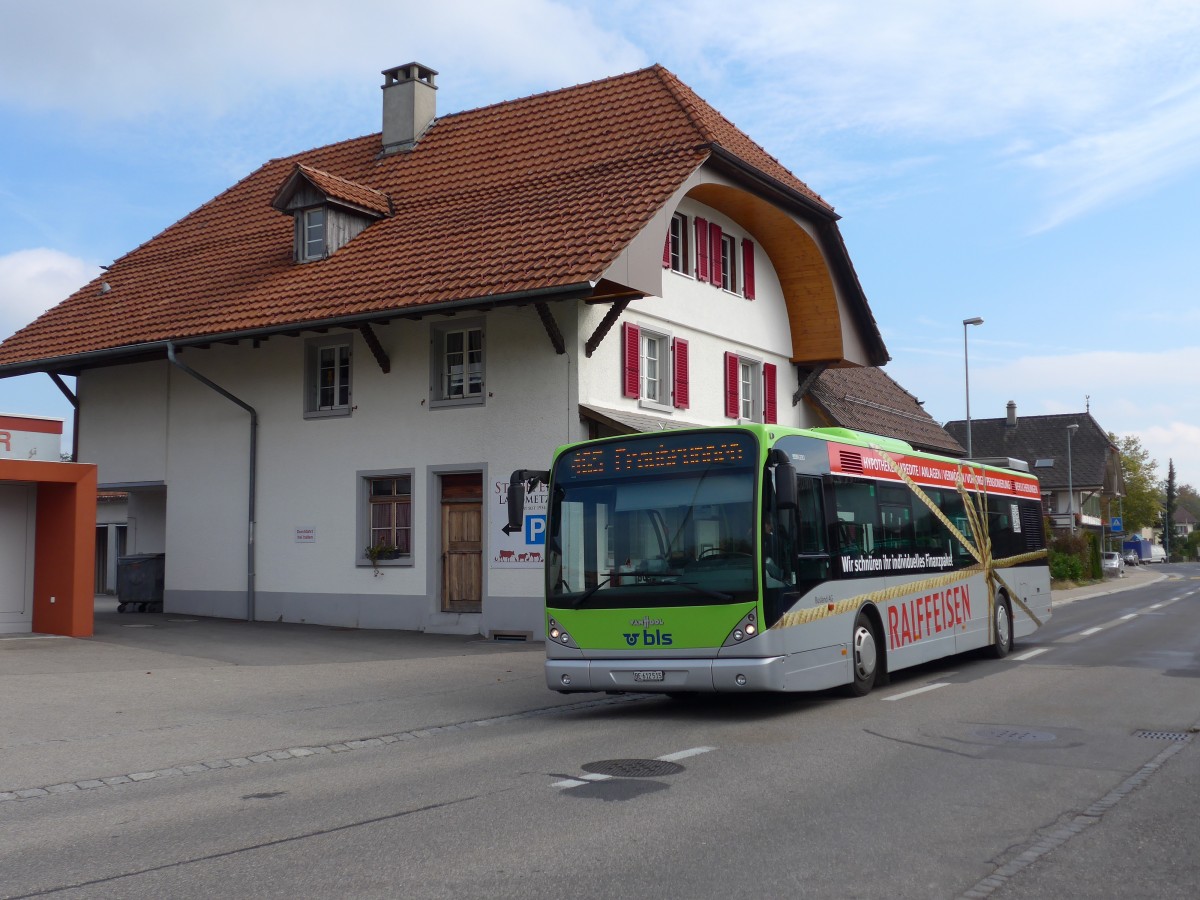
[271,163,392,264]
[300,207,326,262]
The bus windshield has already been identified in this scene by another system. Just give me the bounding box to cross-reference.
[548,433,758,609]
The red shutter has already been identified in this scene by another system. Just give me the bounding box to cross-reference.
[763,362,777,424]
[695,217,709,282]
[622,322,640,398]
[662,229,671,268]
[709,223,723,286]
[724,352,740,419]
[742,239,756,299]
[672,338,689,409]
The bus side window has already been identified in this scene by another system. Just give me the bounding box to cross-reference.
[793,475,830,582]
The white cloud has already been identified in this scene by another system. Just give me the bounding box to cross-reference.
[0,249,95,339]
[1132,422,1200,490]
[0,1,645,121]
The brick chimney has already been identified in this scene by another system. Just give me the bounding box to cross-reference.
[1006,400,1018,427]
[381,62,437,155]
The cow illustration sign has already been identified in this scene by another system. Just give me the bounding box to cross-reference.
[489,476,547,569]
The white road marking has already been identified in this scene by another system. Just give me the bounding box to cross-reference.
[1120,613,1139,620]
[552,746,716,789]
[658,746,716,762]
[883,682,950,702]
[1079,627,1104,636]
[1149,603,1162,609]
[1011,647,1050,661]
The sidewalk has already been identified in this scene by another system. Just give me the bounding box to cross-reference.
[1049,562,1169,607]
[0,598,556,796]
[0,566,1174,799]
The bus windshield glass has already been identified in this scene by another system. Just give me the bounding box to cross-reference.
[548,432,758,609]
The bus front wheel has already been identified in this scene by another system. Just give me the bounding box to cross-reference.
[989,594,1013,659]
[845,611,879,696]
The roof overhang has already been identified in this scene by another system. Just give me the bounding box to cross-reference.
[0,281,596,379]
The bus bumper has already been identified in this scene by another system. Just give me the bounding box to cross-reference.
[546,656,789,693]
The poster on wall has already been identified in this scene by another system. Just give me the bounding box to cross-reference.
[489,475,548,569]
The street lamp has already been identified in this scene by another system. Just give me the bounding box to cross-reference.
[1066,424,1080,534]
[963,317,984,457]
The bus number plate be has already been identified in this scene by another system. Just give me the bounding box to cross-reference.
[633,670,664,682]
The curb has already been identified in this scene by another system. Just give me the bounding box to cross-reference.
[1051,571,1169,607]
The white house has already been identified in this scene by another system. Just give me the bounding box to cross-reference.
[0,63,898,639]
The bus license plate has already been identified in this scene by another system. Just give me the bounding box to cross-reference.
[633,670,664,682]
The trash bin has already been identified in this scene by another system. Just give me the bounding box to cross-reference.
[116,553,166,613]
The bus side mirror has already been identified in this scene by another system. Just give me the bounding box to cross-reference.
[507,469,549,531]
[507,470,527,531]
[774,461,797,510]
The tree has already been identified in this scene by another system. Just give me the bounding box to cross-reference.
[1177,483,1200,519]
[1164,459,1176,558]
[1110,433,1160,535]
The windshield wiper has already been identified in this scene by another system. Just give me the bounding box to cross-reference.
[566,575,612,608]
[673,581,732,602]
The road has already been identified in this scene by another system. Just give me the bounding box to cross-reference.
[2,570,1198,899]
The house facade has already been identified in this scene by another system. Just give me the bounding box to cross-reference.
[0,64,908,638]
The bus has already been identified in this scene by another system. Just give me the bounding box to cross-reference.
[508,424,1050,696]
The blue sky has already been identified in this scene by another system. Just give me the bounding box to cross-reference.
[2,0,1198,489]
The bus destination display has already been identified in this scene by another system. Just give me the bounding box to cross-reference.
[565,434,751,479]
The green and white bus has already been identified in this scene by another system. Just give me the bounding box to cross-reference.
[508,424,1050,696]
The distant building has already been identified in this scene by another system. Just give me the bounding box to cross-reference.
[944,402,1123,540]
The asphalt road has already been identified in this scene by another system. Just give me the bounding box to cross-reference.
[1,567,1197,899]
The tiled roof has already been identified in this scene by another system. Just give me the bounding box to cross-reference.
[807,367,966,456]
[943,412,1118,491]
[0,65,835,374]
[276,165,393,217]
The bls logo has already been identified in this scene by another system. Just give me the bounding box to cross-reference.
[622,629,674,647]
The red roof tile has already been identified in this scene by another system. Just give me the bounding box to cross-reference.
[275,165,393,217]
[0,66,833,373]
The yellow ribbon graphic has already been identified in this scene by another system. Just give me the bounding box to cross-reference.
[772,450,1046,637]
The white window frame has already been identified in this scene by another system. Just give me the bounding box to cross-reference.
[430,319,486,408]
[356,469,416,568]
[299,207,326,262]
[639,328,673,410]
[720,233,737,293]
[669,212,689,275]
[732,354,762,422]
[304,335,352,419]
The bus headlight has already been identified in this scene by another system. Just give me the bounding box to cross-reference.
[547,618,578,648]
[722,609,760,647]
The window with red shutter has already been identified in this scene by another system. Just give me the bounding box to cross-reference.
[742,239,756,299]
[763,362,777,424]
[622,322,640,398]
[724,352,740,418]
[695,217,709,282]
[662,230,670,268]
[672,338,689,409]
[709,223,723,286]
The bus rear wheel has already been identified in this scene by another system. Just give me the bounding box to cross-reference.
[845,610,879,696]
[988,593,1013,659]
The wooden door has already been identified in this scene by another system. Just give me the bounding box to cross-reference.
[441,473,483,613]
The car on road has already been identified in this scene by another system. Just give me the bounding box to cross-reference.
[1102,551,1125,577]
[1123,550,1140,567]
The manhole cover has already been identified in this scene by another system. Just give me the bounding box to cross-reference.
[975,727,1057,743]
[581,759,685,778]
[1134,730,1193,742]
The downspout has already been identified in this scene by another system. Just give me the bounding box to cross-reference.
[48,373,79,461]
[166,343,257,622]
